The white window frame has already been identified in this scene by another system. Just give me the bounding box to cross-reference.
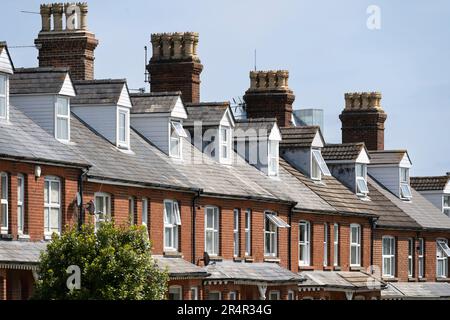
[287,290,295,300]
[350,224,361,267]
[382,236,396,278]
[17,174,25,235]
[128,196,135,225]
[168,285,182,300]
[94,192,111,231]
[299,221,311,266]
[264,212,278,257]
[55,96,70,142]
[311,149,331,180]
[323,223,328,267]
[1,172,8,234]
[0,74,8,120]
[233,208,239,257]
[443,195,450,216]
[268,291,280,300]
[169,120,186,158]
[205,206,220,256]
[268,140,279,176]
[142,197,148,226]
[418,238,424,278]
[408,238,414,278]
[245,209,251,256]
[355,164,369,196]
[117,107,129,149]
[220,125,231,162]
[333,223,339,267]
[164,199,181,252]
[436,239,449,278]
[190,287,198,300]
[400,167,412,200]
[44,176,61,238]
[229,291,237,300]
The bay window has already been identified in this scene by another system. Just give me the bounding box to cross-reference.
[268,140,279,176]
[233,209,239,257]
[418,238,424,278]
[205,206,219,256]
[56,97,70,141]
[164,199,181,251]
[408,238,414,277]
[245,209,251,256]
[355,164,369,196]
[299,221,311,266]
[382,236,396,277]
[436,239,450,278]
[0,74,7,119]
[17,174,24,235]
[44,176,61,237]
[350,224,361,267]
[400,167,412,199]
[1,172,8,234]
[95,192,111,231]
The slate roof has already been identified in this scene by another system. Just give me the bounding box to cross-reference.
[366,177,421,229]
[280,158,373,216]
[130,92,180,114]
[0,241,47,265]
[234,118,277,138]
[369,175,450,230]
[0,105,89,167]
[71,79,126,105]
[368,150,408,165]
[299,271,385,291]
[10,67,70,95]
[280,126,321,148]
[205,260,303,284]
[153,255,208,278]
[184,102,230,127]
[411,175,450,191]
[382,282,450,299]
[322,143,367,162]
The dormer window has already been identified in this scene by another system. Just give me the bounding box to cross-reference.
[117,108,129,149]
[170,121,187,158]
[443,195,450,216]
[0,74,7,120]
[356,164,369,196]
[311,149,331,180]
[268,140,279,176]
[400,167,412,200]
[55,96,70,141]
[220,126,231,162]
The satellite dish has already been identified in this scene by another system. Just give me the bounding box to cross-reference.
[203,252,210,267]
[76,192,82,207]
[86,200,96,215]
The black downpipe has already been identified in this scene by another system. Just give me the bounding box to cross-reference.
[77,169,89,231]
[370,217,379,272]
[192,190,202,264]
[288,202,297,271]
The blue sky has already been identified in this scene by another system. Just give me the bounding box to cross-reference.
[1,0,449,176]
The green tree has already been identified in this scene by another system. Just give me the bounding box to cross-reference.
[33,222,168,300]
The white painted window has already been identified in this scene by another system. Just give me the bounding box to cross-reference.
[287,290,295,300]
[44,176,61,237]
[168,286,182,300]
[443,195,450,216]
[0,172,8,234]
[55,97,70,141]
[205,206,219,256]
[128,197,135,225]
[269,291,280,300]
[95,192,111,231]
[208,291,221,300]
[350,224,361,267]
[382,236,396,277]
[299,221,311,266]
[170,121,187,158]
[264,212,289,257]
[190,287,198,300]
[418,238,424,278]
[233,209,239,257]
[408,238,414,278]
[142,197,148,226]
[0,74,7,119]
[17,174,25,235]
[164,200,181,251]
[355,164,369,195]
[400,167,412,199]
[436,239,450,278]
[117,108,129,148]
[311,149,331,180]
[333,223,339,267]
[268,140,279,176]
[220,126,231,161]
[229,291,237,300]
[323,223,328,267]
[245,209,251,256]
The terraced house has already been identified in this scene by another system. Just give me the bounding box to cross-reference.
[0,3,449,300]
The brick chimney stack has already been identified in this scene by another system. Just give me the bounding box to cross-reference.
[148,32,203,104]
[339,92,387,151]
[243,70,295,128]
[34,3,99,81]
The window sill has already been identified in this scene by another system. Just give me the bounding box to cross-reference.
[163,251,183,258]
[322,266,333,271]
[407,277,417,282]
[264,257,280,263]
[350,266,364,272]
[244,256,254,263]
[233,257,242,262]
[209,256,223,262]
[18,234,30,241]
[44,234,53,241]
[382,277,398,282]
[299,266,315,271]
[418,278,427,282]
[333,266,342,271]
[0,233,13,240]
[436,278,450,282]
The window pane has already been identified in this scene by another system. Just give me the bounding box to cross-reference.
[206,209,213,229]
[0,98,5,118]
[351,246,357,265]
[51,181,60,204]
[164,201,172,224]
[206,231,213,253]
[0,76,5,95]
[1,174,7,199]
[17,177,23,202]
[165,228,172,248]
[170,137,180,157]
[50,208,59,231]
[444,196,450,208]
[119,112,126,142]
[44,208,49,229]
[57,118,69,140]
[56,97,69,116]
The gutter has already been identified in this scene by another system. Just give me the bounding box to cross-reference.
[0,155,89,169]
[192,189,202,265]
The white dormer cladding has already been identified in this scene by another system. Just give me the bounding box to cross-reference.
[368,151,413,200]
[71,80,132,150]
[130,94,188,159]
[10,70,76,142]
[218,109,234,164]
[0,44,14,122]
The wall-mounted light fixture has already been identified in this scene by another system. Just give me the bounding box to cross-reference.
[34,165,41,178]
